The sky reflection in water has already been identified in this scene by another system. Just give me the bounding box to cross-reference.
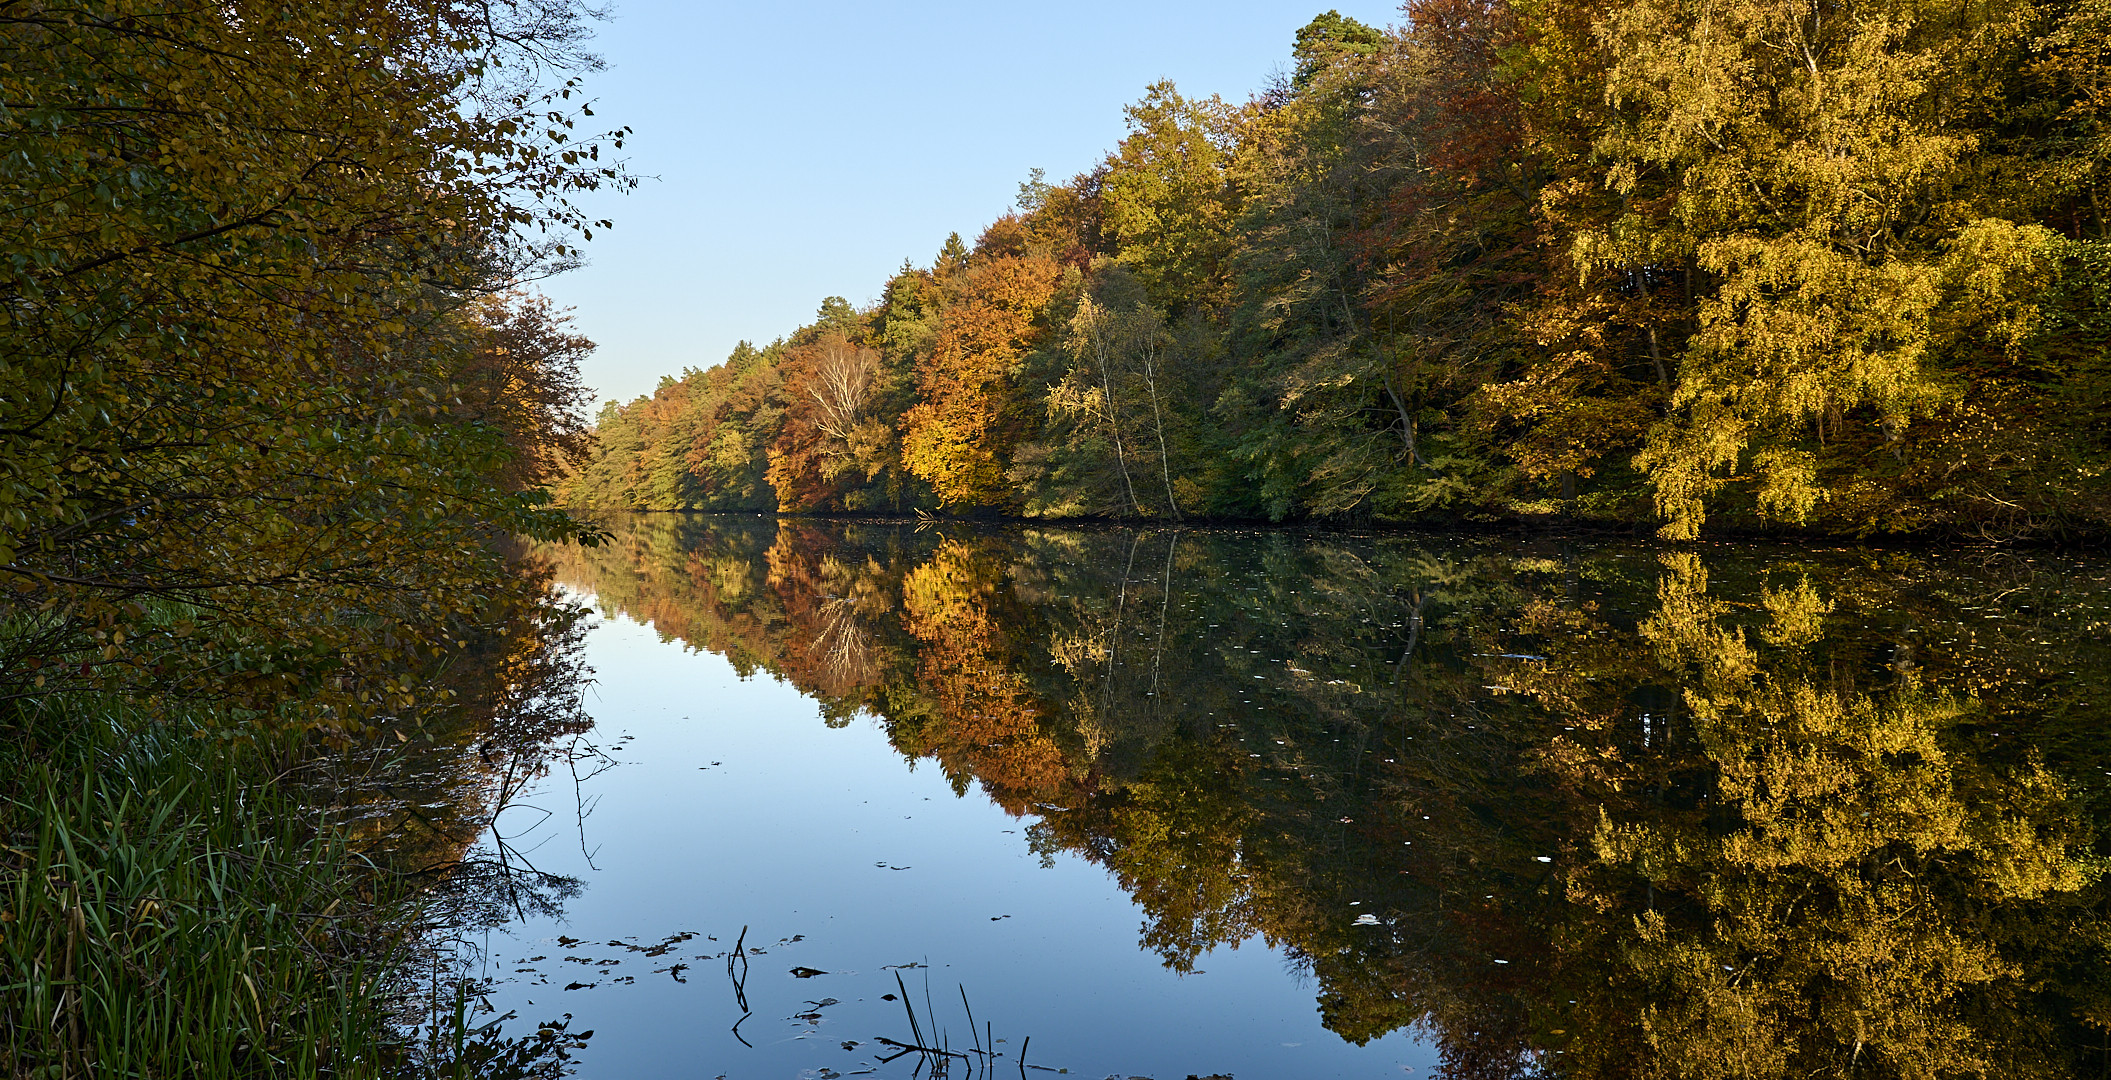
[470,516,2111,1079]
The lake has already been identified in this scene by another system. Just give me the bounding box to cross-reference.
[455,514,2111,1078]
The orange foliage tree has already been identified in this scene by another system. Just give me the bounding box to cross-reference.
[899,242,1063,509]
[769,331,890,510]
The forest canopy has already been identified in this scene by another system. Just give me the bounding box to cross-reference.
[563,2,2111,540]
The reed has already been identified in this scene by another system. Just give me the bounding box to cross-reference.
[0,695,408,1078]
[0,692,577,1080]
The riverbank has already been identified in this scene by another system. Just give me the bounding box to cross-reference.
[559,504,2109,552]
[0,3,622,1075]
[0,574,603,1079]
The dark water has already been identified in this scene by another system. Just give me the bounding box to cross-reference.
[466,515,2111,1078]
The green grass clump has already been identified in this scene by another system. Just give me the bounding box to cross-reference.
[0,699,406,1079]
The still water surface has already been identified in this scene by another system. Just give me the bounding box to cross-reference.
[465,515,2111,1078]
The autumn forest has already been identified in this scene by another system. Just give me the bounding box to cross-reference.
[566,6,2111,540]
[10,0,2111,1076]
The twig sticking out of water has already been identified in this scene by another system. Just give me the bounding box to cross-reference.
[874,1036,968,1062]
[923,967,939,1053]
[879,970,983,1075]
[873,970,1048,1078]
[894,970,925,1047]
[726,925,752,1047]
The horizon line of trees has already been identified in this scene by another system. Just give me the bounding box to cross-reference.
[564,1,2111,540]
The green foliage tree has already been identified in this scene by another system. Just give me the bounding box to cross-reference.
[1099,81,1242,312]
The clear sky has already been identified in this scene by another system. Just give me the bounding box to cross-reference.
[538,0,1405,407]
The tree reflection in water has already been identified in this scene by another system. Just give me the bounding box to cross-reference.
[540,515,2111,1079]
[292,557,607,1078]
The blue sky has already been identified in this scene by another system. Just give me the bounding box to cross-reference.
[538,0,1405,406]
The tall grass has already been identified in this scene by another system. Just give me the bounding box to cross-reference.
[0,568,598,1080]
[0,698,409,1079]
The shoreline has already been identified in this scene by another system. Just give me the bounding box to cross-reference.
[555,506,2109,553]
